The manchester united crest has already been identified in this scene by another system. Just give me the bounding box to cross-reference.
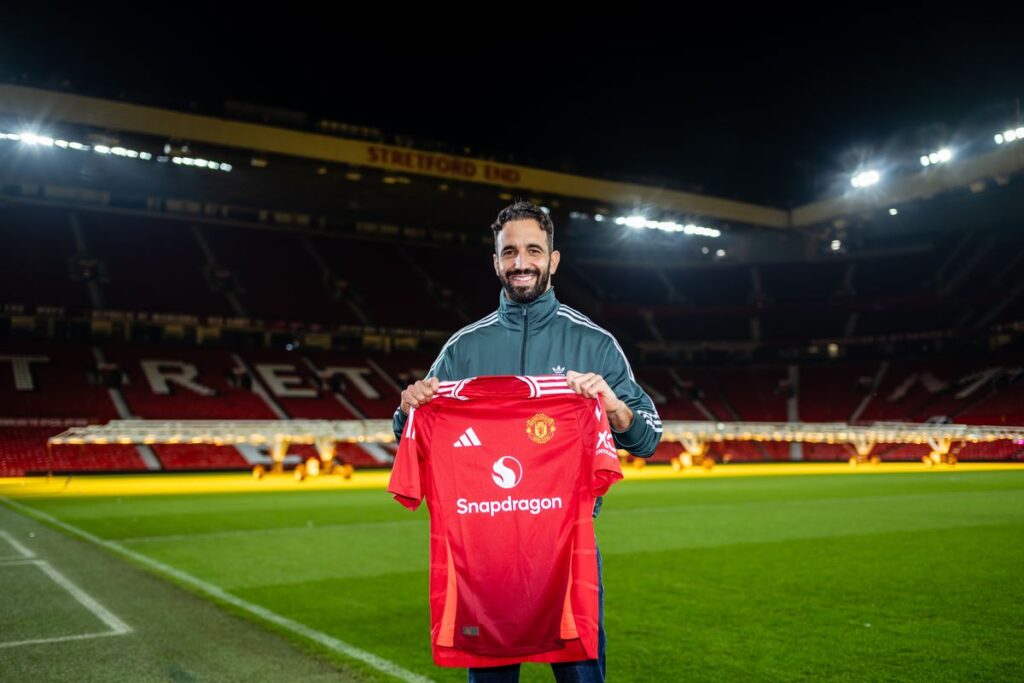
[526,413,556,444]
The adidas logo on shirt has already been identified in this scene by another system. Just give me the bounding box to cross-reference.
[453,427,483,448]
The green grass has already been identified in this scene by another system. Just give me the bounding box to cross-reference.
[9,470,1024,681]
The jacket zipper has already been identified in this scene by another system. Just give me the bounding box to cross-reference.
[519,307,529,375]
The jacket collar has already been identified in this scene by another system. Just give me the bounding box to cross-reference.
[497,287,560,331]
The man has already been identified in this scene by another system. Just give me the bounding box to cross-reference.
[392,201,662,682]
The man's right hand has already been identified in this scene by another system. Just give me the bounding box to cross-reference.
[400,377,440,414]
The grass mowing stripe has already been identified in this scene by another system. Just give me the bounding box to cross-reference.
[119,518,427,544]
[0,495,433,683]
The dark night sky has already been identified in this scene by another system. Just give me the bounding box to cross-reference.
[2,11,1022,206]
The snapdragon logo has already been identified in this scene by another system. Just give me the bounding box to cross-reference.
[456,456,562,517]
[491,456,523,489]
[457,496,563,516]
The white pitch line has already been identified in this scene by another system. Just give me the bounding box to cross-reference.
[0,496,433,683]
[33,560,132,635]
[0,629,127,649]
[0,558,130,649]
[0,529,35,559]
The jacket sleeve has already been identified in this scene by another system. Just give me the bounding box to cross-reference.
[599,339,663,457]
[392,345,454,443]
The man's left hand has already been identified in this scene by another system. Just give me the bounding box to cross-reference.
[565,371,633,431]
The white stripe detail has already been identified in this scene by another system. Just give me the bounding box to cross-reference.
[428,313,500,378]
[437,378,473,398]
[520,374,575,397]
[0,530,35,559]
[438,376,575,399]
[537,388,575,396]
[451,377,473,400]
[638,409,663,426]
[556,306,636,382]
[404,408,416,440]
[515,375,539,398]
[0,497,432,683]
[453,427,483,448]
[557,308,665,428]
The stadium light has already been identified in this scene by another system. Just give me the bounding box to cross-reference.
[18,132,54,146]
[715,249,726,257]
[920,148,953,167]
[86,143,147,159]
[994,127,1024,144]
[171,155,233,172]
[613,215,721,237]
[851,170,880,188]
[888,208,899,216]
[109,146,141,158]
[830,240,842,251]
[616,215,647,229]
[683,223,721,237]
[1,131,93,152]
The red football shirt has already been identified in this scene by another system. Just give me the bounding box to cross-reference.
[388,375,623,668]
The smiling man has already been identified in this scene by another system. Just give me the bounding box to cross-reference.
[392,200,662,682]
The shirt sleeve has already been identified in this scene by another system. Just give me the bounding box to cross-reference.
[387,407,424,510]
[392,346,454,443]
[585,398,624,497]
[599,339,663,457]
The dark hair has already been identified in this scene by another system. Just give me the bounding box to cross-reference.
[490,201,554,253]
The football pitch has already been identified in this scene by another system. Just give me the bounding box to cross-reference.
[1,463,1022,682]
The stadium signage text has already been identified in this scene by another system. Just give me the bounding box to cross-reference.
[366,146,521,184]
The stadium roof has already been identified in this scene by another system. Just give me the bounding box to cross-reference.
[1,14,1021,208]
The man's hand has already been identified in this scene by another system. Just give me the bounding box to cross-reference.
[565,371,633,431]
[400,377,440,415]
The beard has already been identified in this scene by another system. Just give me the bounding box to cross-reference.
[500,265,551,304]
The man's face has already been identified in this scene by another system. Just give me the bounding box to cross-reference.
[493,219,560,304]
